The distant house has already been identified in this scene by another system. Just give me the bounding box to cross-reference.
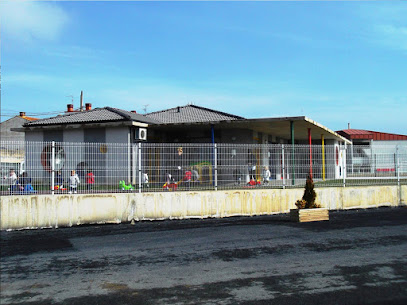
[336,129,407,145]
[0,112,38,178]
[336,128,407,174]
[1,112,38,142]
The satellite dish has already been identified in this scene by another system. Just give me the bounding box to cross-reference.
[54,148,65,171]
[41,144,65,172]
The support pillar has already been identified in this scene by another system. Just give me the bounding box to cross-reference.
[308,128,313,179]
[290,121,295,185]
[321,134,325,180]
[211,124,217,186]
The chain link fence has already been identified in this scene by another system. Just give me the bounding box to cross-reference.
[1,141,406,196]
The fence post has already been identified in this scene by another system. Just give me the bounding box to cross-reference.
[132,144,136,185]
[127,142,131,183]
[214,143,218,191]
[282,144,286,189]
[350,143,354,175]
[343,144,347,188]
[138,143,142,193]
[51,141,55,195]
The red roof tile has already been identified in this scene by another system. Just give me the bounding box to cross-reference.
[337,129,407,141]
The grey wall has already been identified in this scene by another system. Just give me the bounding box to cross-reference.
[44,130,63,142]
[64,129,84,142]
[1,117,29,143]
[106,127,130,144]
[25,131,43,142]
[106,127,131,184]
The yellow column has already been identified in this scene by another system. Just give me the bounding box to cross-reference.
[321,134,325,180]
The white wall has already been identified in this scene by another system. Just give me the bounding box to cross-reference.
[1,185,405,230]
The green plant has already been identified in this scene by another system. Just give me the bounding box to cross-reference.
[295,175,320,209]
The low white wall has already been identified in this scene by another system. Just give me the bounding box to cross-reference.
[1,185,405,230]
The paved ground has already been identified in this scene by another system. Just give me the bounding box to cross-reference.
[1,207,407,305]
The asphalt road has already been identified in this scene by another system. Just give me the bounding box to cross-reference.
[1,207,407,305]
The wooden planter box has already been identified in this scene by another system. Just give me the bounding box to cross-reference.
[290,208,329,223]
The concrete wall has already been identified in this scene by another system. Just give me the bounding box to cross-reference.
[1,185,405,230]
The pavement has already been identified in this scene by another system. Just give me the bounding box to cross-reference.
[1,206,407,305]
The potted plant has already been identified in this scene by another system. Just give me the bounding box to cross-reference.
[290,175,329,222]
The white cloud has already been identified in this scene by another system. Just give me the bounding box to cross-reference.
[354,3,407,53]
[373,24,407,51]
[5,73,54,84]
[0,0,69,42]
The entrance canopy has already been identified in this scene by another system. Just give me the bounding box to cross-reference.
[222,116,350,143]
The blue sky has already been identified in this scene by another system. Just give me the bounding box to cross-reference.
[1,1,406,134]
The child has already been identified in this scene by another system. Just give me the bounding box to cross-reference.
[86,170,95,191]
[4,169,18,193]
[18,172,31,192]
[69,170,80,194]
[55,170,64,190]
[263,166,271,185]
[183,170,192,189]
[142,173,149,188]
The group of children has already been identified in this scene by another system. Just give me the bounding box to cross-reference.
[245,166,271,187]
[5,165,273,193]
[3,169,95,194]
[57,170,95,194]
[3,169,35,193]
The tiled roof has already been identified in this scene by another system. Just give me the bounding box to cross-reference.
[22,116,38,121]
[337,129,407,141]
[145,105,244,124]
[24,107,159,126]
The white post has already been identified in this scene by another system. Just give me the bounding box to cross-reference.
[127,142,131,183]
[51,141,55,195]
[396,146,400,204]
[132,144,136,185]
[138,143,142,193]
[282,144,286,189]
[214,143,218,191]
[370,140,374,174]
[343,143,347,188]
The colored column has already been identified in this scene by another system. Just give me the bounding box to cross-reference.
[211,125,215,187]
[290,121,295,185]
[321,134,325,180]
[308,128,313,179]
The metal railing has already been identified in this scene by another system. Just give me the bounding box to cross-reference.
[1,141,406,196]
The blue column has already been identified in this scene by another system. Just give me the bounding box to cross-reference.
[211,125,215,186]
[291,121,295,185]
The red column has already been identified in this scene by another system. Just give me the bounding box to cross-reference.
[308,128,313,178]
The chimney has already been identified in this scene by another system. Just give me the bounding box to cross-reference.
[80,91,84,111]
[19,112,26,117]
[85,103,92,111]
[348,123,351,129]
[67,104,74,112]
[131,110,137,113]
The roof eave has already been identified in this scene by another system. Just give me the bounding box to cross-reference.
[21,120,149,130]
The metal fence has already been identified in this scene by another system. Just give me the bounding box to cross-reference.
[1,141,406,196]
